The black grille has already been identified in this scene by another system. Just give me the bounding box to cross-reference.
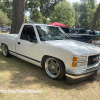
[88,54,99,66]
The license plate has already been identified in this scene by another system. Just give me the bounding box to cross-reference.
[97,69,100,75]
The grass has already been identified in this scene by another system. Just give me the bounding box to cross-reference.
[0,49,100,100]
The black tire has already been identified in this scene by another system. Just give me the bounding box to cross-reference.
[1,44,10,57]
[44,56,65,79]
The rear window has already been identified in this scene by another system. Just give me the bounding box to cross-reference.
[71,29,86,34]
[61,27,70,33]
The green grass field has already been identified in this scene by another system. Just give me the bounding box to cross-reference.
[0,48,100,100]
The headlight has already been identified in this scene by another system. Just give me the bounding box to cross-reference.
[72,56,87,67]
[77,62,87,67]
[77,56,87,61]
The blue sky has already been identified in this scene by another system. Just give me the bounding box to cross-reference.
[25,0,100,17]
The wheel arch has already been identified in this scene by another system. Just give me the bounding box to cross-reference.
[41,55,66,70]
[1,43,8,49]
[1,43,4,50]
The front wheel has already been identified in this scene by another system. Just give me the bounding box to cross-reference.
[2,44,10,57]
[44,57,65,79]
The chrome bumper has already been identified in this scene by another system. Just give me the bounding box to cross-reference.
[66,61,100,80]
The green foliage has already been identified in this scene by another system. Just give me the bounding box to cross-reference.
[25,0,40,12]
[0,9,11,27]
[73,2,80,28]
[25,15,28,22]
[30,9,48,24]
[40,0,64,18]
[50,1,75,27]
[26,0,64,18]
[0,0,12,20]
[79,0,96,29]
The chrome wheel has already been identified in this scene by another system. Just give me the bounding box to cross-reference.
[45,58,60,79]
[2,44,8,56]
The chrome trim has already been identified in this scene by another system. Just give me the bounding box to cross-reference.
[66,72,94,79]
[66,60,100,79]
[77,60,87,63]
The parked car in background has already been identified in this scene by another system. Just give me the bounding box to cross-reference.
[0,26,11,33]
[96,31,100,34]
[60,28,100,47]
[0,28,7,32]
[86,30,99,35]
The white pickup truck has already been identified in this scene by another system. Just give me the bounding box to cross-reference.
[0,23,100,83]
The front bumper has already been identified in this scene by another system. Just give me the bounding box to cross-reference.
[66,60,100,83]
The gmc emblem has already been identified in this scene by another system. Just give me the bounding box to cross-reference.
[93,57,99,61]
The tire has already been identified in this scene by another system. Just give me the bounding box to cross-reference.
[44,57,65,79]
[1,44,10,57]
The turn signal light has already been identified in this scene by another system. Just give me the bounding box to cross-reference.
[72,62,77,67]
[73,57,77,62]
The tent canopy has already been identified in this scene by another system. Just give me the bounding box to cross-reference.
[49,22,67,27]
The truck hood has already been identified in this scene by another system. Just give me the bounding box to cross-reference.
[45,40,100,56]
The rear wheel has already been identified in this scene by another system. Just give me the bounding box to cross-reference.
[44,57,65,79]
[2,44,10,57]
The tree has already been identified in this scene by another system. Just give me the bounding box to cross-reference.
[30,9,48,24]
[10,0,25,34]
[0,9,10,27]
[50,1,75,27]
[90,4,100,30]
[25,0,40,13]
[0,0,12,20]
[79,0,96,29]
[30,9,43,23]
[73,2,80,28]
[40,0,64,18]
[26,0,64,18]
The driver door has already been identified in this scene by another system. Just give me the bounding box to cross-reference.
[16,25,40,62]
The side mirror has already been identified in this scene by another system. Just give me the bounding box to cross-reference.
[30,39,38,43]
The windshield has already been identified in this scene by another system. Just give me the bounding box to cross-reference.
[36,25,69,41]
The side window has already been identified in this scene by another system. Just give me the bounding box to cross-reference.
[20,25,37,41]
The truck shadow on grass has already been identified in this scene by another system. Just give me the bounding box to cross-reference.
[0,50,100,91]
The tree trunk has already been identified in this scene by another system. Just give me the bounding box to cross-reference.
[10,0,25,34]
[90,4,100,30]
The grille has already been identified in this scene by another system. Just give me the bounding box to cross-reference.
[88,54,99,66]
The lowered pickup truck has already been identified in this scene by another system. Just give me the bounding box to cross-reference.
[0,23,100,83]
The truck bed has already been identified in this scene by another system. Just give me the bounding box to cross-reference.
[0,34,18,51]
[0,34,18,38]
[66,33,100,46]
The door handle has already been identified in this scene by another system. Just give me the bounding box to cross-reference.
[18,42,20,45]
